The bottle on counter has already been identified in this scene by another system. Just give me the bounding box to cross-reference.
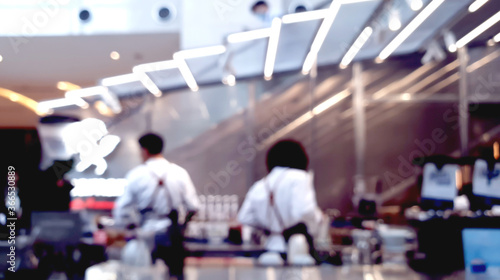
[93,223,108,246]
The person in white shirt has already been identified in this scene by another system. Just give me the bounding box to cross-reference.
[238,139,322,262]
[113,133,199,280]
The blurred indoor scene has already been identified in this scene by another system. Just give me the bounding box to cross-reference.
[1,0,500,279]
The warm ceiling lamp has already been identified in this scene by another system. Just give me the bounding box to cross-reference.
[57,81,81,91]
[0,88,46,115]
[110,51,120,60]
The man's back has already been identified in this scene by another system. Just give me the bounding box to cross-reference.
[238,166,320,251]
[114,157,199,233]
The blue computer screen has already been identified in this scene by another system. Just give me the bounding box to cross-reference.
[462,228,500,267]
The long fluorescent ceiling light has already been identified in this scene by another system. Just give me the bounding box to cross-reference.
[302,0,342,74]
[65,86,107,108]
[258,89,350,150]
[135,72,162,97]
[174,45,226,59]
[0,87,45,116]
[133,62,176,97]
[227,28,272,43]
[456,11,500,48]
[173,55,199,92]
[133,60,177,73]
[378,0,444,61]
[38,98,78,112]
[282,9,329,24]
[101,73,139,86]
[494,32,500,42]
[282,0,376,24]
[264,18,282,79]
[172,45,226,92]
[469,0,489,13]
[130,67,162,97]
[312,89,351,115]
[340,26,373,68]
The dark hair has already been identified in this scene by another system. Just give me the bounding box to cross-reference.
[295,5,307,13]
[266,139,309,172]
[252,1,268,12]
[138,133,164,155]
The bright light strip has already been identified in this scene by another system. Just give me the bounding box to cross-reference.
[174,56,199,91]
[259,89,350,149]
[281,0,375,24]
[0,87,45,115]
[101,73,139,86]
[340,26,373,68]
[469,0,489,13]
[389,11,402,31]
[282,9,328,24]
[302,0,342,74]
[133,60,177,73]
[494,32,500,42]
[342,0,376,2]
[227,28,272,43]
[66,86,107,108]
[409,0,423,11]
[494,142,499,160]
[224,74,236,86]
[174,45,226,59]
[456,11,500,48]
[66,86,107,98]
[312,89,351,115]
[172,46,225,92]
[264,18,282,79]
[38,98,77,111]
[100,89,122,114]
[57,81,81,91]
[378,0,444,60]
[135,71,162,97]
[133,64,170,97]
[71,178,127,197]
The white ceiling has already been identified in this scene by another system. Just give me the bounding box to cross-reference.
[0,33,180,127]
[1,0,497,129]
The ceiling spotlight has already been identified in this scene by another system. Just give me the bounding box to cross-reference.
[57,81,81,91]
[110,51,120,60]
[378,0,445,61]
[487,39,495,46]
[468,0,488,13]
[495,32,500,42]
[0,55,3,62]
[94,101,114,117]
[443,31,457,53]
[389,10,402,31]
[406,0,423,11]
[456,11,500,48]
[222,74,236,86]
[401,93,412,101]
[374,57,384,64]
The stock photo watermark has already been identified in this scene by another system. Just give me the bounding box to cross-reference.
[203,106,293,195]
[9,0,71,54]
[6,166,18,273]
[383,73,500,187]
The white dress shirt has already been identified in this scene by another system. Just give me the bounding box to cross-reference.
[113,157,199,233]
[238,167,321,252]
[421,163,459,201]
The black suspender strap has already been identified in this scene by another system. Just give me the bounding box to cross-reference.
[141,164,174,215]
[264,169,288,234]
